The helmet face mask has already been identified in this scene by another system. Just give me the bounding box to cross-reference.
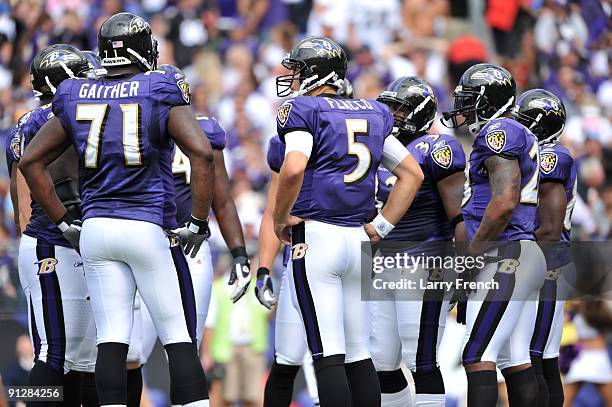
[386,101,417,133]
[276,58,312,97]
[442,63,516,134]
[453,86,485,123]
[276,37,347,98]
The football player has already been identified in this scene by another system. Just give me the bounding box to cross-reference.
[19,12,214,407]
[258,79,354,407]
[164,64,251,308]
[514,89,574,407]
[136,64,250,365]
[83,50,108,77]
[9,44,98,406]
[258,134,318,407]
[83,48,145,406]
[372,76,466,407]
[6,107,22,228]
[11,44,96,405]
[273,36,424,406]
[443,64,546,407]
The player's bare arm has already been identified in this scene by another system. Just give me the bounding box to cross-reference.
[255,173,280,309]
[211,149,245,250]
[380,154,423,223]
[437,171,467,240]
[18,117,73,223]
[535,181,567,241]
[15,169,32,232]
[209,147,252,302]
[8,164,18,227]
[367,142,424,242]
[273,151,307,245]
[469,155,521,254]
[260,173,281,269]
[168,105,215,220]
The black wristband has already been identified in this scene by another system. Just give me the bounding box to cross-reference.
[450,214,464,229]
[231,246,248,259]
[187,215,209,235]
[257,267,270,278]
[56,212,75,232]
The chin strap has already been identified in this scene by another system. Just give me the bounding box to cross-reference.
[406,95,434,133]
[418,117,435,133]
[468,86,515,134]
[59,61,76,78]
[406,96,432,120]
[538,123,564,145]
[525,111,563,145]
[44,77,57,95]
[44,61,78,96]
[127,48,152,71]
[293,71,337,97]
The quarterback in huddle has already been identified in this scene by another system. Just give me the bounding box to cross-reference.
[6,8,584,407]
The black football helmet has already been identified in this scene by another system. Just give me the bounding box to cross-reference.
[442,63,516,134]
[82,50,107,77]
[30,44,91,99]
[276,36,347,97]
[513,89,566,145]
[98,12,158,72]
[377,76,437,137]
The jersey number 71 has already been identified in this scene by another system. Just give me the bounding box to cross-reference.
[77,103,142,168]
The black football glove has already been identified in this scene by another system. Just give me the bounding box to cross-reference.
[228,247,251,303]
[456,299,468,325]
[450,285,469,325]
[255,267,276,309]
[170,215,210,258]
[56,212,82,254]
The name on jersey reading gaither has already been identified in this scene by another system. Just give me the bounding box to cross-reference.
[78,81,140,99]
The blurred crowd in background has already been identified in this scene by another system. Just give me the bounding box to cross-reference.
[0,0,610,406]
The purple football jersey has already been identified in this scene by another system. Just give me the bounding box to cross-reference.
[5,123,21,174]
[53,70,191,227]
[276,95,394,227]
[377,133,466,243]
[18,104,73,247]
[538,142,577,268]
[172,116,227,226]
[266,135,285,174]
[462,118,540,241]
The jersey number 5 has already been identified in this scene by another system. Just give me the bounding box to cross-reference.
[344,119,370,184]
[77,103,142,168]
